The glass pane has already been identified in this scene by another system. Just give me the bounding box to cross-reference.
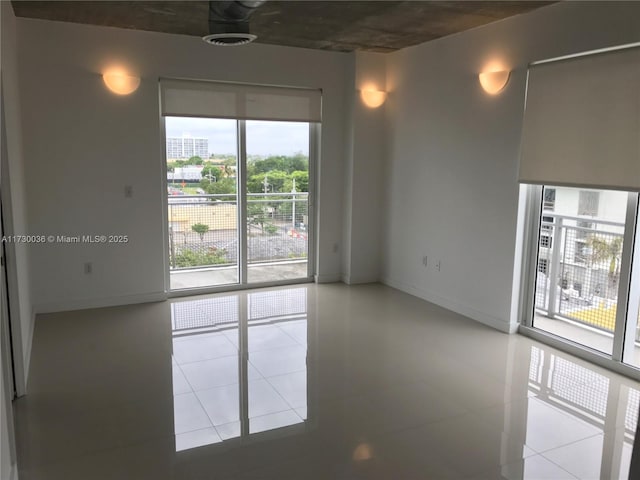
[245,121,310,284]
[533,186,628,355]
[166,117,239,290]
[623,208,640,368]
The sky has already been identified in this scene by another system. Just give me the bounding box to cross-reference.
[165,117,309,157]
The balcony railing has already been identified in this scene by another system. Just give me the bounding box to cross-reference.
[168,192,309,270]
[534,212,635,337]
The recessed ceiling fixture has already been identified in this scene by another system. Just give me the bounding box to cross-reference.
[202,33,257,46]
[203,0,265,46]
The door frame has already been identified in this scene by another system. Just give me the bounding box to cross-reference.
[161,117,318,297]
[0,80,19,475]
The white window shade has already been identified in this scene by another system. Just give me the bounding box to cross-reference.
[160,79,322,123]
[518,47,640,191]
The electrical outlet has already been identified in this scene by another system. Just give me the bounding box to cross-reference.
[436,260,441,272]
[422,255,428,267]
[124,185,133,198]
[84,262,93,274]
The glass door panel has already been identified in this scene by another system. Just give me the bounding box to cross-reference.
[532,186,629,355]
[245,121,310,284]
[166,117,239,290]
[622,208,640,368]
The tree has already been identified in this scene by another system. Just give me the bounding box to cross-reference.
[247,154,309,177]
[246,171,290,194]
[174,247,227,267]
[201,164,221,182]
[247,203,277,235]
[285,171,309,192]
[588,234,623,299]
[588,235,622,278]
[203,177,236,195]
[186,156,204,165]
[220,164,235,178]
[191,223,209,241]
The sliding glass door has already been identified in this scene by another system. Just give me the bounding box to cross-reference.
[246,121,310,284]
[516,45,640,377]
[523,184,640,372]
[166,117,240,290]
[164,117,314,292]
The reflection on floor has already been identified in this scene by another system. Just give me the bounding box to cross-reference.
[14,284,640,479]
[172,289,308,451]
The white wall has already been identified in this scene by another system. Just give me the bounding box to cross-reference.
[16,18,350,311]
[2,0,33,394]
[0,3,21,476]
[383,1,640,332]
[342,51,386,284]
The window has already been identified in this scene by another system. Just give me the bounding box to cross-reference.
[578,190,600,217]
[538,258,548,274]
[517,46,640,377]
[161,79,320,292]
[543,188,556,211]
[523,185,640,371]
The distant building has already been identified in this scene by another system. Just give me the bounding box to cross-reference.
[167,135,208,159]
[168,166,203,182]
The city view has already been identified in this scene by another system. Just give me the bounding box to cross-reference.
[166,118,311,290]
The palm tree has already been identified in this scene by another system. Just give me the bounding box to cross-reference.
[221,164,234,178]
[587,234,623,298]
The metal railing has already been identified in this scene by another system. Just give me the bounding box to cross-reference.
[168,193,309,270]
[535,212,628,335]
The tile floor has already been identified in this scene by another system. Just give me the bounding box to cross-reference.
[13,283,640,479]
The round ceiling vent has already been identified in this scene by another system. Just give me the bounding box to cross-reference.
[202,33,257,46]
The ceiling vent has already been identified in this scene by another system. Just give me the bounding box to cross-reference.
[203,1,265,46]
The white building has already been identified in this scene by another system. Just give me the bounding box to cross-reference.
[166,135,208,159]
[538,186,628,302]
[167,166,203,182]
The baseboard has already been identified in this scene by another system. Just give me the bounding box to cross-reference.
[381,276,517,334]
[35,291,167,314]
[315,273,341,284]
[343,273,378,285]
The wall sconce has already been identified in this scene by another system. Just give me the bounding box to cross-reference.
[352,443,373,461]
[478,70,510,95]
[102,70,141,95]
[360,89,387,108]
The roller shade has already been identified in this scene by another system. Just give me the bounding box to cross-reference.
[160,79,322,122]
[518,47,640,191]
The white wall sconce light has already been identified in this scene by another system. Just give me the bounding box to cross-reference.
[102,70,141,95]
[360,88,387,108]
[478,69,510,95]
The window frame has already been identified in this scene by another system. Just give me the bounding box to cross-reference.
[518,184,640,381]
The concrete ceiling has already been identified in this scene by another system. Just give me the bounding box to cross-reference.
[11,1,554,53]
